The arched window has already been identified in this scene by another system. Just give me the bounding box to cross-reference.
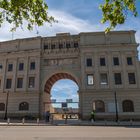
[0,103,5,111]
[122,100,134,112]
[19,102,29,111]
[93,100,105,112]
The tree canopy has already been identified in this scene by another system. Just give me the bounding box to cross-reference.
[0,0,138,32]
[100,0,137,32]
[0,0,55,31]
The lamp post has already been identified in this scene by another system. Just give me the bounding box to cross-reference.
[4,91,9,120]
[114,91,118,122]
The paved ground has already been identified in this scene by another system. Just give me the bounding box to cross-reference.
[0,126,140,140]
[1,119,140,126]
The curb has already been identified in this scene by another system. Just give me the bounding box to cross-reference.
[0,123,140,127]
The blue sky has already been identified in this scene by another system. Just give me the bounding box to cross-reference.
[0,0,140,108]
[50,79,79,108]
[0,0,140,45]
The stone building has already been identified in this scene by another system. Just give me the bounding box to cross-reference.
[0,30,140,120]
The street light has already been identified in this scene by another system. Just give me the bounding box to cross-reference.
[4,91,9,120]
[114,91,119,122]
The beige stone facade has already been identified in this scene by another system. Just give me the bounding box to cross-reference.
[0,30,140,120]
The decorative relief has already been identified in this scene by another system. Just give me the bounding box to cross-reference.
[44,58,78,66]
[43,47,79,55]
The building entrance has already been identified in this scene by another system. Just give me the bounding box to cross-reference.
[43,73,79,122]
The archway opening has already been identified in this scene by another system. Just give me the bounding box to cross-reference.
[44,73,79,120]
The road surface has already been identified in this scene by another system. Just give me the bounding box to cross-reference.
[0,126,140,140]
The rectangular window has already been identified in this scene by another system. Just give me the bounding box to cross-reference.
[30,62,35,70]
[28,77,35,88]
[44,45,48,50]
[74,42,78,48]
[113,57,119,66]
[128,73,136,84]
[6,78,12,89]
[17,78,23,88]
[0,79,1,88]
[127,57,133,65]
[8,64,13,71]
[100,73,108,85]
[0,64,2,69]
[114,73,122,85]
[87,75,94,85]
[86,58,92,67]
[66,43,71,48]
[51,44,56,49]
[19,63,24,71]
[100,57,106,66]
[59,44,63,49]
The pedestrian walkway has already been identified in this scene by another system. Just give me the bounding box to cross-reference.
[0,119,140,126]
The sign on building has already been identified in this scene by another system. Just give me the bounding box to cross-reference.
[108,102,119,113]
[66,99,73,103]
[62,102,67,108]
[51,99,56,103]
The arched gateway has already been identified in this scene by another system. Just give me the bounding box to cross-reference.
[44,73,78,94]
[42,73,80,120]
[0,31,140,120]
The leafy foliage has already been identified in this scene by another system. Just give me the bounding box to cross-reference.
[0,0,55,31]
[0,0,138,32]
[100,0,138,33]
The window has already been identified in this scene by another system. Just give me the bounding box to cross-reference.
[17,78,23,88]
[74,42,78,48]
[0,79,1,88]
[19,63,24,71]
[44,45,48,50]
[100,57,106,66]
[100,73,108,85]
[8,64,13,71]
[113,57,119,66]
[66,43,71,48]
[122,100,134,112]
[127,57,133,65]
[30,62,35,70]
[128,73,136,84]
[86,58,92,67]
[0,103,5,111]
[19,102,29,111]
[114,73,122,85]
[51,44,55,49]
[6,78,12,89]
[87,75,94,85]
[0,64,2,69]
[28,77,35,88]
[59,44,63,49]
[93,100,105,112]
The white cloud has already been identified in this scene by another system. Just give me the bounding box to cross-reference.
[51,79,79,102]
[0,9,139,57]
[0,9,140,46]
[47,10,103,33]
[0,10,106,41]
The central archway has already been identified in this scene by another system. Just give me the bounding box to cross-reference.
[43,72,79,120]
[44,73,78,94]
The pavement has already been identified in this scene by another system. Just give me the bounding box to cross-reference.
[0,119,140,126]
[0,125,140,140]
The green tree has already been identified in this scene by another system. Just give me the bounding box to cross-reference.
[0,0,138,32]
[100,0,138,32]
[0,0,55,31]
